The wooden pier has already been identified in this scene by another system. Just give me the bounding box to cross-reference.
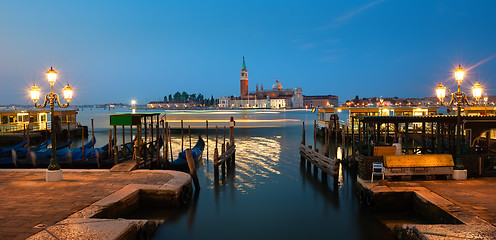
[310,112,496,179]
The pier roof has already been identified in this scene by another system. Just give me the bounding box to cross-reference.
[110,113,160,126]
[354,115,496,123]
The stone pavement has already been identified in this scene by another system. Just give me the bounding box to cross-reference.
[361,177,496,239]
[0,169,178,240]
[418,178,496,227]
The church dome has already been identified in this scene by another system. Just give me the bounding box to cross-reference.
[272,78,283,90]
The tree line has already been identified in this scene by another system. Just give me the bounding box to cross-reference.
[164,92,218,106]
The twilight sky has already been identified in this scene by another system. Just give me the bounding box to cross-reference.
[1,0,496,105]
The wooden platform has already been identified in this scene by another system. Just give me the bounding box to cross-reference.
[109,160,138,172]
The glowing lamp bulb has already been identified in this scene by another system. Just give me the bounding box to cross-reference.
[436,82,446,101]
[30,84,41,102]
[62,84,73,102]
[455,65,464,83]
[472,82,483,101]
[46,67,58,85]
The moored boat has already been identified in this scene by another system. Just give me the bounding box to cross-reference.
[168,136,205,172]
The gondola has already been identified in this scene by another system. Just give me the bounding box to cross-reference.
[32,136,97,165]
[168,136,205,172]
[0,139,28,158]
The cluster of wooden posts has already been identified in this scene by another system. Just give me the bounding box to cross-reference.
[213,117,236,179]
[299,121,341,183]
[107,114,237,189]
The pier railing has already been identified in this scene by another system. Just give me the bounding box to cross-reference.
[299,121,341,182]
[299,144,339,176]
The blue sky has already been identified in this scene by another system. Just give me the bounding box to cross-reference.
[1,0,496,105]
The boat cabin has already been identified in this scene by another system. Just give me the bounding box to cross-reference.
[0,109,78,133]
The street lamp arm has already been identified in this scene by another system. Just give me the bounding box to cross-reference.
[447,92,456,106]
[460,92,478,106]
[53,93,70,108]
[438,93,456,107]
[33,93,51,109]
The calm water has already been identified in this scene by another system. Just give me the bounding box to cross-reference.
[77,108,393,240]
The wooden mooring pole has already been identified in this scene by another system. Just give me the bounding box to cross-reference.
[186,149,200,189]
[156,121,160,167]
[91,119,95,148]
[26,124,30,162]
[214,147,219,179]
[82,127,85,160]
[313,120,317,150]
[164,121,169,164]
[301,122,306,164]
[114,125,118,165]
[169,126,173,162]
[108,129,112,160]
[181,120,184,151]
[206,120,209,161]
[67,122,71,147]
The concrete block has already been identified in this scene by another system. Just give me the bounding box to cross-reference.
[393,143,402,155]
[46,170,63,182]
[453,169,467,180]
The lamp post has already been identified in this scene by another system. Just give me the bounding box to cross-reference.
[484,94,489,115]
[435,65,483,168]
[29,67,73,181]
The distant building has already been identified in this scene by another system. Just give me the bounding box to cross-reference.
[147,101,197,109]
[219,57,303,109]
[303,95,338,108]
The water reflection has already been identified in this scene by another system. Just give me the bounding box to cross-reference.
[204,135,282,194]
[186,189,200,230]
[299,160,340,210]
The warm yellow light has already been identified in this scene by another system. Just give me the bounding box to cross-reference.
[472,81,483,101]
[455,65,464,83]
[62,84,73,102]
[484,94,489,102]
[30,84,41,102]
[131,99,137,106]
[436,82,446,101]
[46,67,58,85]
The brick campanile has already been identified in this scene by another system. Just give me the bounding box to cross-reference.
[240,56,248,98]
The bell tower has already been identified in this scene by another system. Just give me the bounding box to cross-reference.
[240,56,248,97]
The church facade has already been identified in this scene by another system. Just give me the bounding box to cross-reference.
[219,57,303,109]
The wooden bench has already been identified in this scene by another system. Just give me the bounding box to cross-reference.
[383,154,454,180]
[373,146,397,157]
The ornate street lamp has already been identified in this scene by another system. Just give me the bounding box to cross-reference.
[435,65,483,168]
[29,67,73,181]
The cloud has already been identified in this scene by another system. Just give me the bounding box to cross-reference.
[300,43,317,50]
[335,0,386,23]
[317,0,386,30]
